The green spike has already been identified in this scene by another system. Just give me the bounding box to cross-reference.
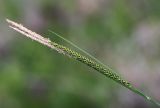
[49,30,160,107]
[6,19,160,107]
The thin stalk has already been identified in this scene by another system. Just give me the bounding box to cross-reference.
[6,19,160,107]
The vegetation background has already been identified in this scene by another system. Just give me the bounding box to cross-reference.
[0,0,160,108]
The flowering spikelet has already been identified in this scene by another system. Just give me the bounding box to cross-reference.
[6,19,160,107]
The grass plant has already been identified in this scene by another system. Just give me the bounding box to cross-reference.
[6,19,160,107]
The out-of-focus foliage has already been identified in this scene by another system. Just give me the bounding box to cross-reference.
[0,0,160,108]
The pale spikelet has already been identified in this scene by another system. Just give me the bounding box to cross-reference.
[6,19,64,54]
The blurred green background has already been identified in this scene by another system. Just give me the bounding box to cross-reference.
[0,0,160,108]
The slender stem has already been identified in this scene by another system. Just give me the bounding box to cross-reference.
[6,19,160,107]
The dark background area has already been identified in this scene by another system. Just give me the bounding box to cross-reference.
[0,0,160,108]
